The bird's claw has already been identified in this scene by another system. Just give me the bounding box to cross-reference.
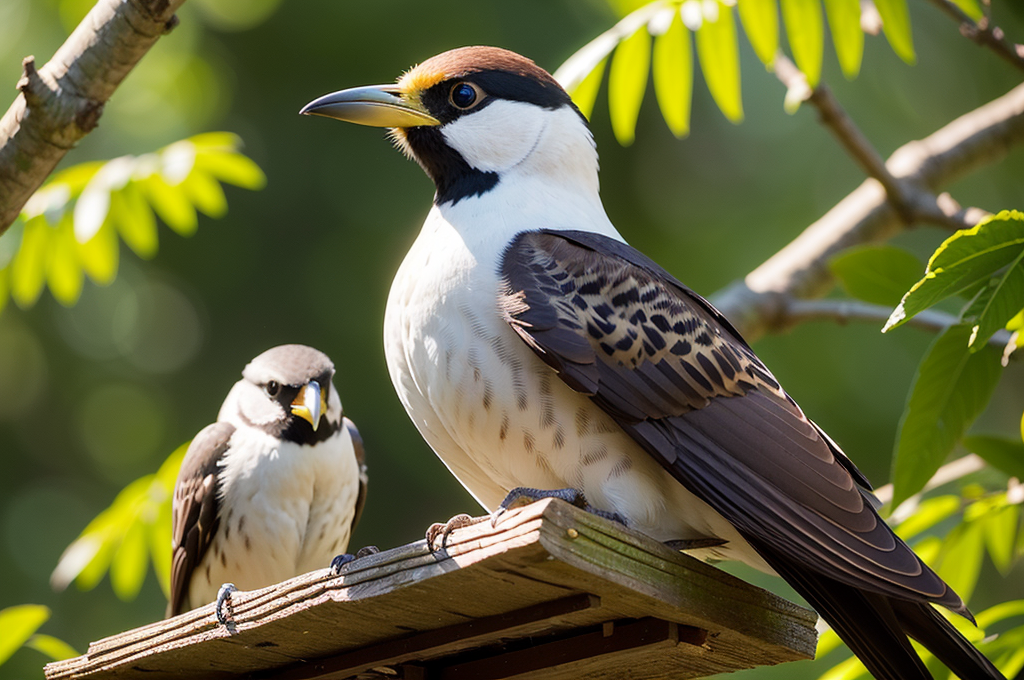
[495,487,628,526]
[426,513,486,553]
[215,583,237,627]
[330,545,380,574]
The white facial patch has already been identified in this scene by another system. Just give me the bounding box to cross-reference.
[441,100,548,173]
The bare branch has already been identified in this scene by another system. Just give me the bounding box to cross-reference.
[0,0,186,235]
[925,0,1024,73]
[712,82,1024,340]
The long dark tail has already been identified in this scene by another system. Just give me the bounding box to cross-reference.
[754,542,1004,680]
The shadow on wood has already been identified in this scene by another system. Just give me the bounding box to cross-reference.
[45,498,818,680]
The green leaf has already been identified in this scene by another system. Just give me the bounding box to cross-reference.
[608,25,651,146]
[830,244,923,307]
[885,211,1024,332]
[936,521,985,601]
[10,216,50,309]
[25,634,78,662]
[874,0,916,63]
[47,213,84,307]
[976,599,1024,628]
[961,253,1024,351]
[653,11,692,138]
[894,495,960,541]
[0,605,50,665]
[892,325,1003,506]
[696,1,743,122]
[737,0,778,67]
[111,185,159,259]
[568,58,607,121]
[182,169,228,218]
[0,268,9,317]
[188,131,241,151]
[45,161,104,195]
[781,0,824,87]
[110,520,147,601]
[963,435,1024,480]
[194,150,267,191]
[818,653,869,680]
[983,504,1020,575]
[139,174,198,237]
[824,0,863,79]
[948,0,984,21]
[76,221,119,287]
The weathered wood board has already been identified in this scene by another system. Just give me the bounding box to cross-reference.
[45,499,818,680]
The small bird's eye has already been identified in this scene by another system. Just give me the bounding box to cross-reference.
[265,380,280,397]
[449,82,481,110]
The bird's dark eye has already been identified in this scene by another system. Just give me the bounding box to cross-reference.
[265,380,280,397]
[449,82,481,110]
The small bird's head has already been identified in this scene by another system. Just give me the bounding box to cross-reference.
[301,46,598,206]
[220,344,343,444]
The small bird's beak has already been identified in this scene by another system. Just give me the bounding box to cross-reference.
[299,85,440,128]
[290,381,327,431]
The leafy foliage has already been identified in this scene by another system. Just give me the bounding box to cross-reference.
[554,0,918,144]
[1,133,265,312]
[0,605,77,667]
[50,444,187,601]
[829,244,923,306]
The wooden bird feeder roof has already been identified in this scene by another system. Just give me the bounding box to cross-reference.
[45,498,818,680]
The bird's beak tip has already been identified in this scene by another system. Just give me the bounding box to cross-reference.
[290,381,323,430]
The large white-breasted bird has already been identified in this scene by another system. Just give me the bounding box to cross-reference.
[301,47,1002,680]
[168,344,368,618]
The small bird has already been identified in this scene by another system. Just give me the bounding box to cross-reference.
[302,47,1002,680]
[168,344,368,619]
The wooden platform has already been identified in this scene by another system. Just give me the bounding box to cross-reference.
[45,499,818,680]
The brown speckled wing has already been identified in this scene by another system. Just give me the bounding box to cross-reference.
[500,229,965,613]
[167,421,233,618]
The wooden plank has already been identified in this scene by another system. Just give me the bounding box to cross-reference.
[45,499,818,680]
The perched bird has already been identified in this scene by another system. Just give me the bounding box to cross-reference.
[168,344,368,619]
[301,47,1002,680]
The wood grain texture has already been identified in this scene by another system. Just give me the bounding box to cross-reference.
[45,499,817,680]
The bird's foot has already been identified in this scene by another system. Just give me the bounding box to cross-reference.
[215,583,237,627]
[491,487,627,528]
[664,537,728,552]
[425,513,488,553]
[330,545,381,575]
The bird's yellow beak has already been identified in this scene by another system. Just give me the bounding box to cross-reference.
[299,85,440,128]
[290,381,328,431]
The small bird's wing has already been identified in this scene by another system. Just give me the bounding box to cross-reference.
[499,229,964,613]
[344,417,369,533]
[167,421,234,618]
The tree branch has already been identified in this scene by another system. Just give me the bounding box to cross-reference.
[712,81,1024,341]
[924,0,1024,73]
[0,0,186,235]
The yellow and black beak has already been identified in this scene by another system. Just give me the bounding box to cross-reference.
[290,381,329,431]
[300,85,440,128]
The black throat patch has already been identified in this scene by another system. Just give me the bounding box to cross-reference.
[403,127,499,205]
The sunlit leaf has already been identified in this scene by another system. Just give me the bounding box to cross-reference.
[885,211,1024,333]
[964,435,1024,480]
[47,213,84,307]
[892,325,1003,507]
[983,504,1020,575]
[781,0,823,87]
[111,185,159,259]
[181,169,228,218]
[139,174,198,237]
[961,253,1024,351]
[653,10,692,138]
[737,0,778,67]
[194,151,267,190]
[824,0,863,79]
[188,131,241,150]
[570,58,607,121]
[608,25,651,146]
[830,244,922,307]
[894,495,960,541]
[818,653,869,680]
[45,161,104,195]
[0,268,9,317]
[874,0,916,63]
[696,1,743,122]
[76,221,119,287]
[948,0,984,21]
[25,634,78,662]
[10,216,50,308]
[936,521,985,601]
[976,599,1024,628]
[111,519,148,601]
[0,605,50,665]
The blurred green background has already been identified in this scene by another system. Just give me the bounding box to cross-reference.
[1,0,1023,678]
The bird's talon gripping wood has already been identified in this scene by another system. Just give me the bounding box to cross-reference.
[214,583,236,627]
[304,46,1004,680]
